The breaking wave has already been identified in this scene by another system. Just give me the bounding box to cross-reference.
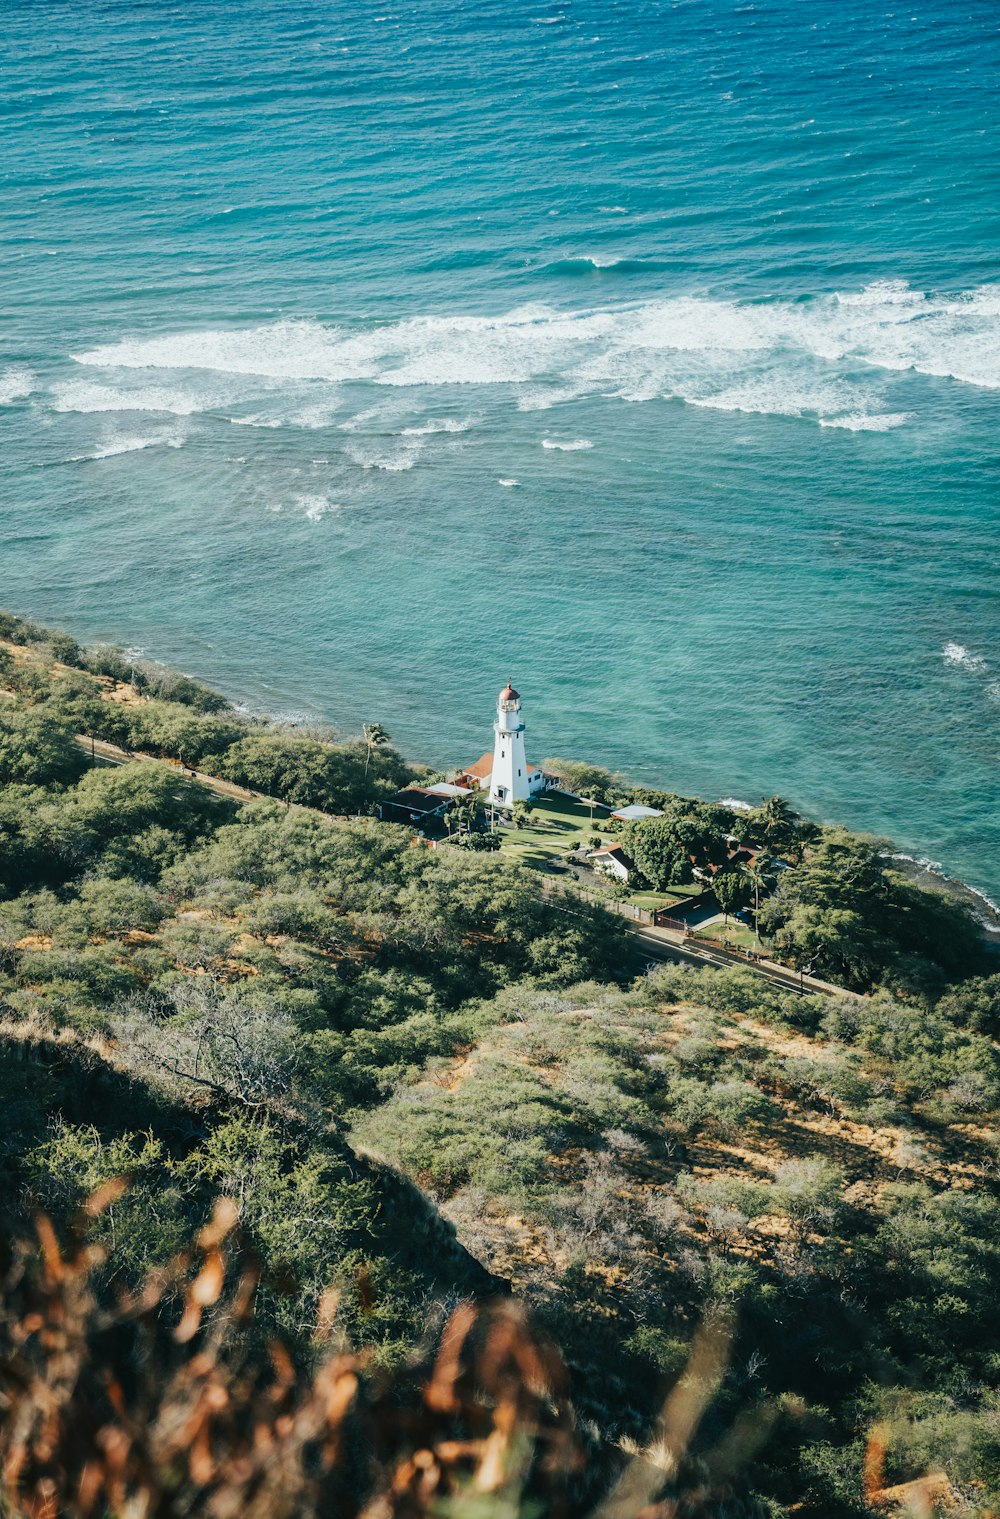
[293,493,340,521]
[0,368,35,405]
[66,280,1000,431]
[400,417,475,435]
[70,428,186,460]
[343,439,421,471]
[53,380,214,416]
[820,411,912,432]
[943,642,988,673]
[539,255,672,276]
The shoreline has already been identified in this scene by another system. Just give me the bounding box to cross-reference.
[206,677,1000,936]
[4,607,999,942]
[885,852,1000,941]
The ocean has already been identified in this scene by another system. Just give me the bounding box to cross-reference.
[2,0,998,905]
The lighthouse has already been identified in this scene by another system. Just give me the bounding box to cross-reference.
[490,682,531,807]
[454,684,555,805]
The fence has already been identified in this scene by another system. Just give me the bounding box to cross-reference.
[561,885,654,925]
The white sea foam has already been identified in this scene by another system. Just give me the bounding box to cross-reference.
[499,478,519,486]
[718,797,754,813]
[0,368,35,405]
[343,439,420,471]
[836,279,926,309]
[68,280,1000,431]
[53,380,209,416]
[943,642,988,673]
[71,428,185,460]
[288,400,344,429]
[819,411,911,431]
[294,493,340,522]
[339,403,400,432]
[685,376,865,421]
[400,417,474,435]
[542,437,593,450]
[561,254,634,269]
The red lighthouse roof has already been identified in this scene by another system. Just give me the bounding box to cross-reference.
[499,682,520,702]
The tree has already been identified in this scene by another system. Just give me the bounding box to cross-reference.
[0,708,88,789]
[741,855,777,940]
[756,796,804,858]
[621,818,694,890]
[541,758,625,805]
[511,800,533,830]
[758,830,985,992]
[449,801,477,836]
[613,814,723,893]
[363,722,390,778]
[456,832,500,852]
[713,869,750,923]
[937,975,1000,1037]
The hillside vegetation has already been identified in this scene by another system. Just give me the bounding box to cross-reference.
[1,613,999,1517]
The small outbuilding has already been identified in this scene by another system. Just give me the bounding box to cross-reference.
[610,803,663,821]
[378,788,452,826]
[424,782,470,799]
[591,845,637,883]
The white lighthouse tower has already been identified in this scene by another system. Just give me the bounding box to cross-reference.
[490,682,531,807]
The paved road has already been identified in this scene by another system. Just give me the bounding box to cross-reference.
[541,876,850,997]
[77,732,850,1000]
[629,925,844,997]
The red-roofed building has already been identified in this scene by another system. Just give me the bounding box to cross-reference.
[454,686,558,807]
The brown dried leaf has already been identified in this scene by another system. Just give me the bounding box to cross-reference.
[190,1251,225,1308]
[197,1198,239,1251]
[33,1216,64,1283]
[174,1299,203,1345]
[425,1302,476,1414]
[82,1179,130,1218]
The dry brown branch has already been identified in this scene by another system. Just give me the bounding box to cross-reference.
[0,1191,804,1519]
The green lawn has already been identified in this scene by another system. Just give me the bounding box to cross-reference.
[629,888,698,912]
[493,796,699,912]
[494,793,614,869]
[692,917,758,951]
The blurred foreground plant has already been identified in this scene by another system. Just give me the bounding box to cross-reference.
[0,1187,586,1519]
[1,1187,930,1519]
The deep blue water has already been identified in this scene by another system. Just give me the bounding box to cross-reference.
[2,0,999,902]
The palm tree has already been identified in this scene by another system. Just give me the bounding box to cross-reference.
[450,801,476,837]
[362,722,390,778]
[759,794,797,833]
[740,855,777,943]
[758,795,799,856]
[512,799,533,831]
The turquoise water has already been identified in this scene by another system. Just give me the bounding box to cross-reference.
[2,0,999,902]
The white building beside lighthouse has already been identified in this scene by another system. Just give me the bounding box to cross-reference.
[455,682,556,809]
